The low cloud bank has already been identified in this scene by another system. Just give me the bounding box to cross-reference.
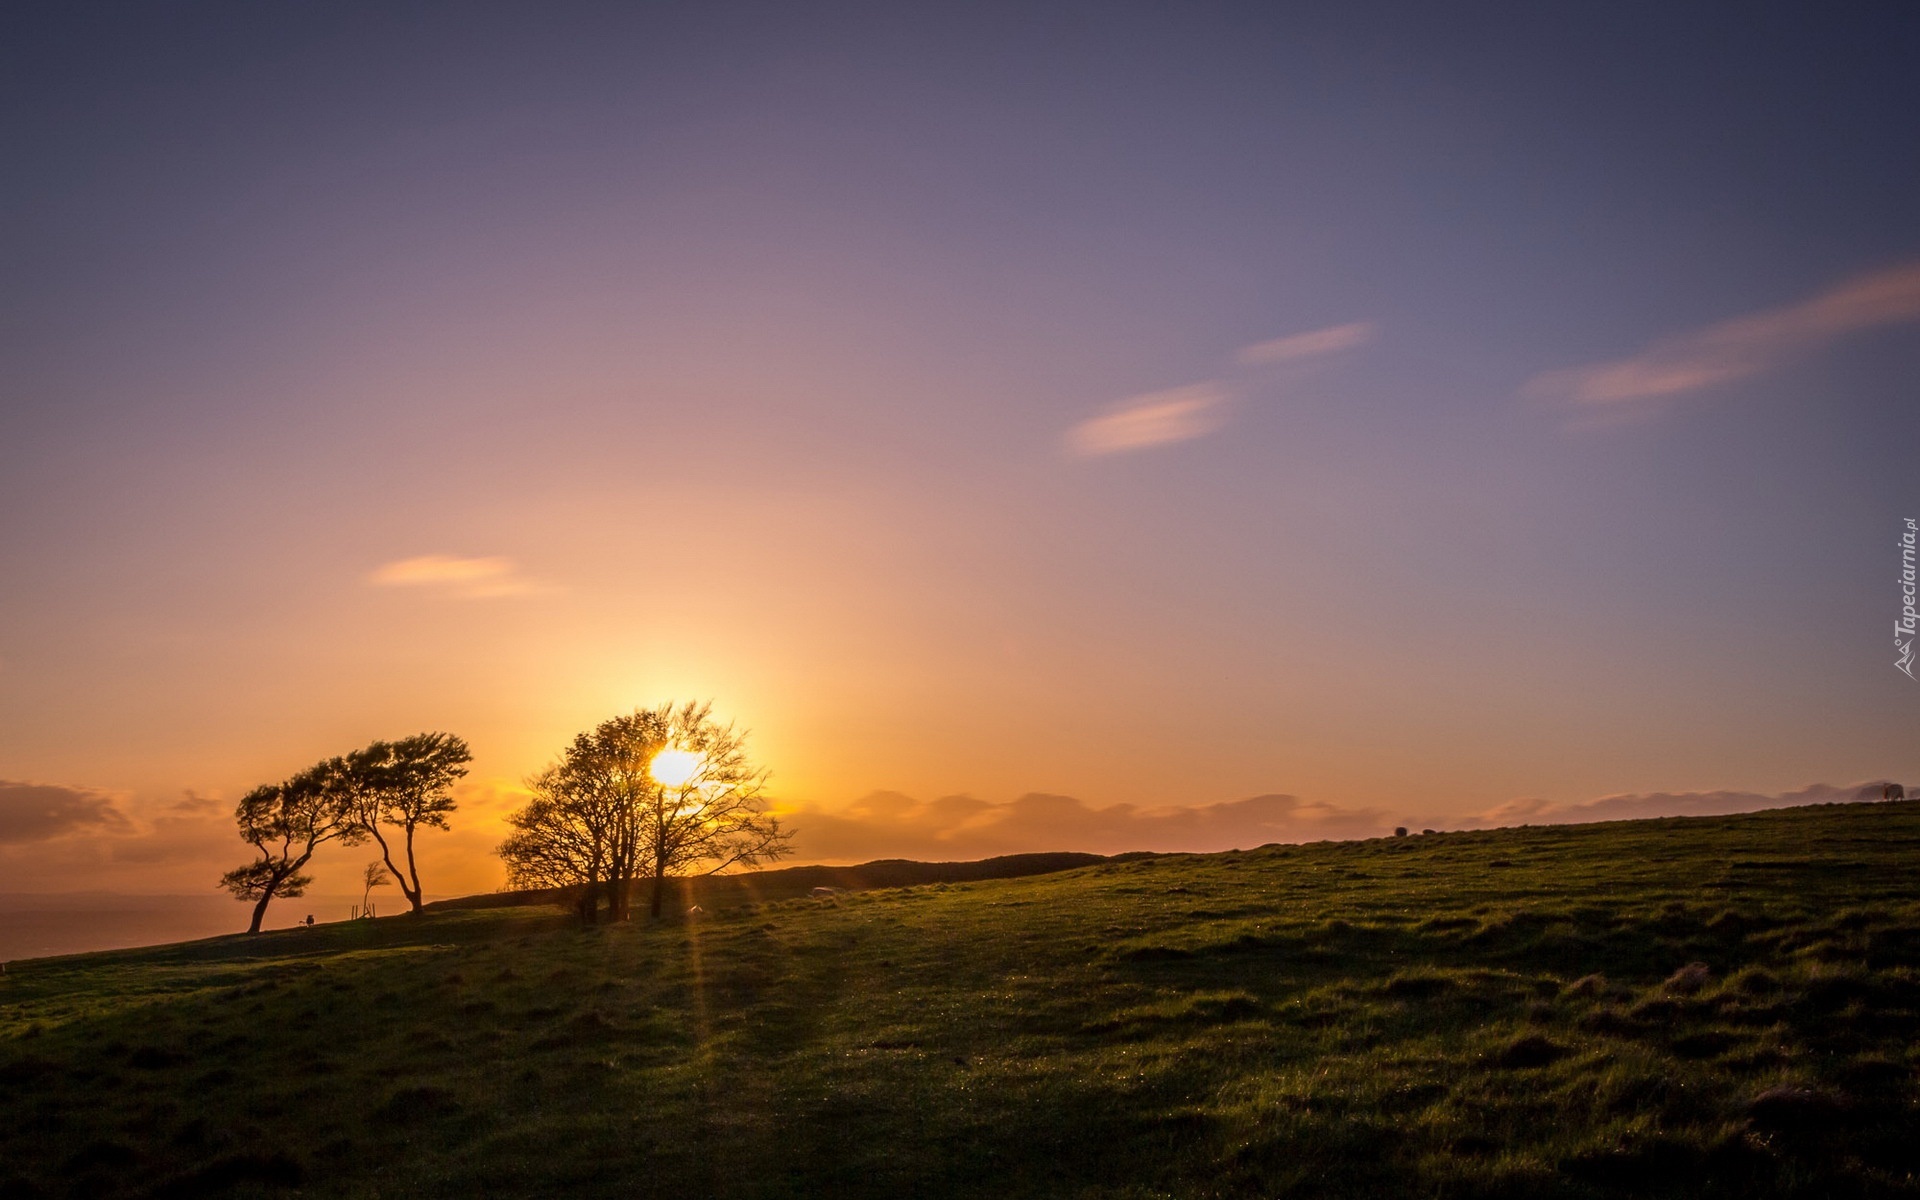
[1469,782,1899,828]
[785,791,1393,861]
[0,777,520,897]
[0,780,131,843]
[782,781,1906,863]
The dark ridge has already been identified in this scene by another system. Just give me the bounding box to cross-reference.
[425,850,1154,913]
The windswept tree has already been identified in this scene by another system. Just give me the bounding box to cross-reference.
[344,732,470,913]
[360,860,391,915]
[497,701,791,922]
[219,760,362,933]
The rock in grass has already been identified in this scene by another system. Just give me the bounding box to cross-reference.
[1746,1085,1849,1132]
[1488,1034,1567,1069]
[1562,973,1608,997]
[1664,962,1712,995]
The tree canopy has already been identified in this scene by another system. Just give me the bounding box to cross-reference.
[344,732,471,913]
[498,701,791,921]
[219,732,468,931]
[218,760,363,933]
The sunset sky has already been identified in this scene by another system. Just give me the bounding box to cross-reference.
[3,3,1917,902]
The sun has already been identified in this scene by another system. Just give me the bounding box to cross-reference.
[649,748,701,787]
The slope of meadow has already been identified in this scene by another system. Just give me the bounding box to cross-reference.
[2,802,1918,1199]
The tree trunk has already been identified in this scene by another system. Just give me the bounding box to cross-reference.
[402,826,425,913]
[369,824,423,915]
[248,889,274,934]
[649,870,666,919]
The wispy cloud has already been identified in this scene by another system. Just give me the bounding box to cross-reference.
[1066,320,1374,458]
[1235,320,1376,366]
[1065,382,1231,457]
[1525,261,1920,405]
[368,554,544,598]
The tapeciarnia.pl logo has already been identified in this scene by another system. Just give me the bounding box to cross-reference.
[1900,518,1918,679]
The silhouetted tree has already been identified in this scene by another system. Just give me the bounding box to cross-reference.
[344,732,470,913]
[219,761,362,933]
[360,860,391,916]
[496,701,790,922]
[497,713,654,922]
[637,701,791,919]
[497,765,621,922]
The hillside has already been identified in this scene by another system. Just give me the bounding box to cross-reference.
[426,850,1145,913]
[2,802,1918,1198]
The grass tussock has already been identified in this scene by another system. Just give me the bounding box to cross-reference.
[1,801,1919,1197]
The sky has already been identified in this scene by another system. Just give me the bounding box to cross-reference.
[3,1,1918,903]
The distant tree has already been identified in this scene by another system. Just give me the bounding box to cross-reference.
[360,860,391,916]
[219,760,363,934]
[344,732,471,914]
[496,701,791,922]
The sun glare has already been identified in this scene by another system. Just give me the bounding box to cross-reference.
[650,748,701,787]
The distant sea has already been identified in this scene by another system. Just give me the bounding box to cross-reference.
[0,892,373,962]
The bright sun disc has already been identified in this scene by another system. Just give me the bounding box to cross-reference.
[650,748,701,787]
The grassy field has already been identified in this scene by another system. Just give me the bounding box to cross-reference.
[3,801,1918,1199]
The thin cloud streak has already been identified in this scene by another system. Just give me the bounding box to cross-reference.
[1065,382,1231,457]
[368,555,545,598]
[1235,320,1376,366]
[1525,261,1920,405]
[1066,320,1374,458]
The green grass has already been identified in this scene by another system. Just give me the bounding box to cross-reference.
[4,801,1919,1198]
